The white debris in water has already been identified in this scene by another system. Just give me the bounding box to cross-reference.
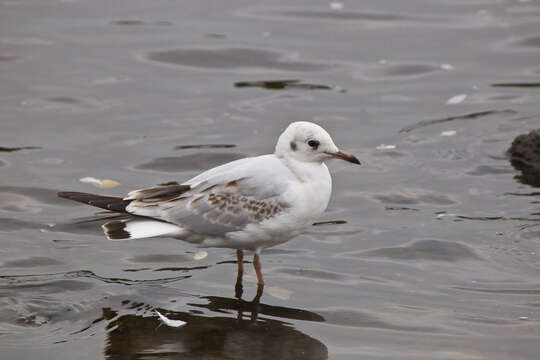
[440,130,457,137]
[92,76,130,85]
[377,59,388,65]
[193,250,208,260]
[155,310,186,327]
[376,144,396,150]
[440,63,454,71]
[437,213,457,218]
[266,286,293,300]
[519,316,529,321]
[80,177,121,189]
[445,94,467,105]
[330,2,344,10]
[40,157,65,165]
[80,177,104,185]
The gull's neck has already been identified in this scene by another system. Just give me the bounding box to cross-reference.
[278,154,327,183]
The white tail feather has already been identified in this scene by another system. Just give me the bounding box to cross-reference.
[103,220,183,240]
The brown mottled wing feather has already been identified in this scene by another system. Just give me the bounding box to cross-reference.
[156,179,290,233]
[57,191,132,213]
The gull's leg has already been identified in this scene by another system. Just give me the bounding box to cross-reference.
[253,252,264,286]
[235,249,244,299]
[250,284,264,322]
[237,249,244,275]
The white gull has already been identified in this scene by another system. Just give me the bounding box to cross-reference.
[58,121,360,286]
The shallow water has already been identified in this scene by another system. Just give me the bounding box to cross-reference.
[1,0,539,359]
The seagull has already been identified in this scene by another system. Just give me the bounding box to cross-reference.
[58,121,360,288]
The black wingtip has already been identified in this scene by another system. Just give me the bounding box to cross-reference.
[56,191,131,213]
[58,191,76,199]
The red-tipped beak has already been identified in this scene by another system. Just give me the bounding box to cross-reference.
[330,150,361,165]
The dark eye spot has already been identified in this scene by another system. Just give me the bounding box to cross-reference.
[290,141,297,151]
[307,140,320,149]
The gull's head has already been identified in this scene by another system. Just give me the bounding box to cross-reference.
[275,121,360,165]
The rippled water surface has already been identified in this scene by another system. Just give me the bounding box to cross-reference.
[1,0,539,359]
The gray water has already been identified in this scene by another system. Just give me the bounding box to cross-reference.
[1,0,540,359]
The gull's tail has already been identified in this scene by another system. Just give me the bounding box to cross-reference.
[57,191,132,213]
[58,191,184,240]
[103,219,184,240]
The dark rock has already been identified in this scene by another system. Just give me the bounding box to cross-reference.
[508,129,540,187]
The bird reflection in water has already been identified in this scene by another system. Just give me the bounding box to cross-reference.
[104,286,327,360]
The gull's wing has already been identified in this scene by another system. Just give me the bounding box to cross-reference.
[123,154,295,237]
[124,183,190,202]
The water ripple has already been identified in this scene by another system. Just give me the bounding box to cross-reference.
[134,153,245,172]
[357,239,480,262]
[145,47,332,72]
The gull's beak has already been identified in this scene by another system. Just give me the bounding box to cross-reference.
[330,149,361,165]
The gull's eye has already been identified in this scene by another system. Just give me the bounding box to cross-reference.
[307,140,320,150]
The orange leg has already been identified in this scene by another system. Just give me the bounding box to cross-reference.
[253,253,264,286]
[236,249,244,275]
